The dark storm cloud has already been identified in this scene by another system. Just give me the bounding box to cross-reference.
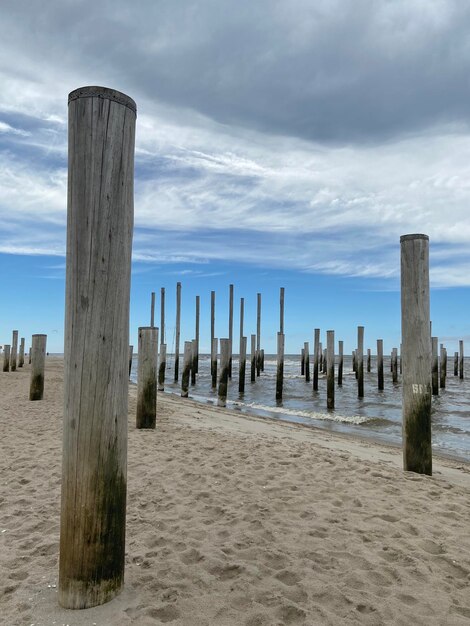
[2,0,470,143]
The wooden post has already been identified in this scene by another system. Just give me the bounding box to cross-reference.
[195,295,200,375]
[3,344,10,372]
[357,326,364,398]
[326,330,334,409]
[10,330,18,371]
[439,344,446,389]
[18,337,25,368]
[377,339,384,391]
[211,291,215,379]
[174,282,181,382]
[431,337,438,395]
[338,340,343,386]
[128,345,133,377]
[59,86,136,609]
[322,348,327,374]
[454,351,459,376]
[218,338,230,407]
[150,291,155,327]
[239,297,244,351]
[158,344,166,391]
[211,337,218,389]
[301,348,305,376]
[228,284,233,378]
[313,328,320,391]
[280,287,285,334]
[459,340,464,379]
[392,348,398,383]
[239,336,247,393]
[399,343,402,375]
[250,334,256,383]
[400,233,432,475]
[304,341,310,382]
[29,334,47,400]
[136,327,158,428]
[28,347,31,364]
[181,341,192,397]
[191,339,197,386]
[352,349,356,375]
[276,332,285,401]
[367,348,371,373]
[256,293,261,376]
[443,347,448,387]
[160,287,165,345]
[319,343,323,372]
[261,349,265,372]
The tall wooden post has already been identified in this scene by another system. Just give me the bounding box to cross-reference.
[11,330,18,371]
[338,340,343,386]
[367,348,371,373]
[326,330,334,409]
[160,287,165,345]
[136,327,158,428]
[276,332,285,401]
[459,340,464,379]
[218,339,230,407]
[377,339,384,391]
[304,341,310,382]
[357,326,364,398]
[322,348,327,374]
[392,348,398,383]
[313,328,320,391]
[239,297,244,352]
[431,338,439,394]
[158,344,167,391]
[454,351,459,376]
[3,344,10,372]
[19,337,25,368]
[150,291,155,327]
[280,287,285,334]
[228,284,233,378]
[211,338,218,389]
[401,233,431,475]
[301,348,305,376]
[29,334,47,400]
[256,293,261,376]
[211,291,215,379]
[191,339,197,386]
[239,336,247,393]
[60,86,136,609]
[128,345,133,378]
[174,282,181,382]
[195,295,200,375]
[440,347,447,388]
[250,334,256,383]
[181,341,192,397]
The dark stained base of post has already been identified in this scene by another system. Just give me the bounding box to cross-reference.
[30,374,45,401]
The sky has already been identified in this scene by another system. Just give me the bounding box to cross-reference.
[2,0,470,354]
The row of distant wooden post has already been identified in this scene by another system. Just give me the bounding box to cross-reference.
[2,331,47,400]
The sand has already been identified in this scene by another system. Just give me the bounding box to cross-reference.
[1,357,470,625]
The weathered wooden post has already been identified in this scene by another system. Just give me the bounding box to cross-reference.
[211,291,215,379]
[18,337,25,368]
[218,338,230,407]
[399,344,402,375]
[228,284,234,378]
[195,295,200,375]
[136,327,158,428]
[250,334,256,383]
[158,344,167,391]
[357,326,364,398]
[59,86,136,609]
[10,330,18,371]
[28,347,31,364]
[313,328,320,391]
[392,348,398,383]
[439,344,446,389]
[3,344,10,372]
[150,291,155,327]
[459,340,464,379]
[377,339,384,391]
[181,341,192,397]
[304,341,310,382]
[256,292,261,376]
[322,348,327,374]
[191,339,197,386]
[128,345,133,377]
[400,233,432,475]
[319,343,323,372]
[276,332,285,401]
[239,336,247,393]
[338,340,343,386]
[261,349,265,372]
[280,287,285,334]
[211,337,218,389]
[352,350,357,377]
[454,351,459,376]
[431,337,438,396]
[29,334,47,400]
[326,330,334,409]
[174,282,181,382]
[442,347,447,388]
[301,348,305,376]
[367,348,371,373]
[160,287,165,345]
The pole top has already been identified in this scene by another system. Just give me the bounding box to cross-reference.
[400,234,429,243]
[68,86,136,115]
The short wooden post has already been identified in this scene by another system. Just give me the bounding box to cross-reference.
[261,349,265,372]
[313,328,320,391]
[150,291,155,327]
[439,344,446,389]
[276,332,284,401]
[357,326,364,398]
[454,351,459,376]
[239,336,247,393]
[181,341,192,397]
[195,295,200,374]
[326,330,334,409]
[250,334,256,382]
[191,339,197,386]
[29,334,47,400]
[431,337,438,395]
[10,330,18,371]
[352,350,356,375]
[211,337,218,389]
[210,291,215,379]
[322,348,327,374]
[392,348,398,383]
[280,287,285,334]
[59,86,136,609]
[18,337,25,367]
[459,340,464,379]
[160,287,165,345]
[174,282,181,382]
[158,344,167,391]
[338,340,343,386]
[377,340,384,390]
[3,344,10,372]
[128,345,133,377]
[228,284,233,378]
[304,341,310,382]
[256,293,261,376]
[400,233,432,475]
[367,348,371,373]
[301,348,305,376]
[218,338,230,407]
[136,327,158,428]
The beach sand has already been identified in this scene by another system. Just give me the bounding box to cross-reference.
[1,357,470,625]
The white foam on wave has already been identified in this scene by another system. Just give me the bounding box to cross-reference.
[227,400,370,425]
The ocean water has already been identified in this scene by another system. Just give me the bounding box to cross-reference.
[130,354,470,462]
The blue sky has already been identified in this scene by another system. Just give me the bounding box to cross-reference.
[2,1,470,354]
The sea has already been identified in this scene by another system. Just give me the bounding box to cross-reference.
[130,354,470,463]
